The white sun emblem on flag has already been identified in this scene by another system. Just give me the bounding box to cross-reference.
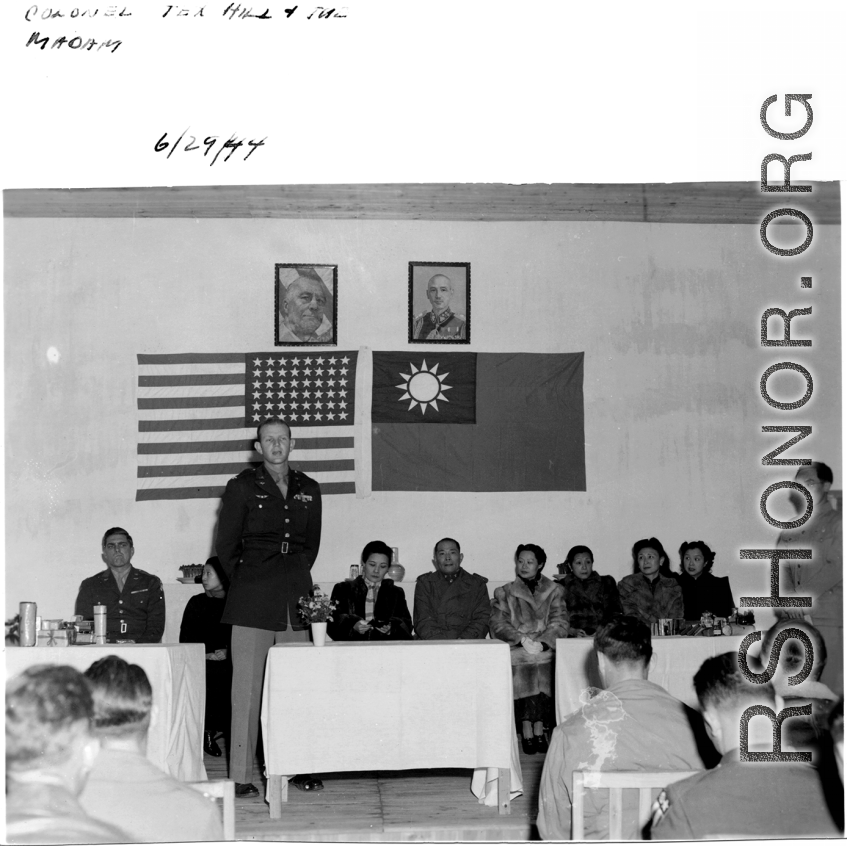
[396,360,452,415]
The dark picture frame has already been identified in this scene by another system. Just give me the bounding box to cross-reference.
[274,263,337,346]
[408,262,471,344]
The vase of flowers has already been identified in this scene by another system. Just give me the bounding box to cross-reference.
[298,585,337,647]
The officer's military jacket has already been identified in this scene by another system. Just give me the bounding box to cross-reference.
[216,464,322,631]
[412,309,466,340]
[74,566,165,643]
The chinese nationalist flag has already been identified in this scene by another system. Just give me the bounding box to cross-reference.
[371,352,585,492]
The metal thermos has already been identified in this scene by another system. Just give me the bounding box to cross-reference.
[19,602,37,646]
[94,604,107,644]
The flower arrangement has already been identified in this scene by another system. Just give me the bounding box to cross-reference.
[5,614,20,646]
[298,585,337,624]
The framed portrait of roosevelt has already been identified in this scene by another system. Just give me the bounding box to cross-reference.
[275,263,337,346]
[408,262,471,344]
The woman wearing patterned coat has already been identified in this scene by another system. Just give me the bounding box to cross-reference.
[617,537,684,625]
[490,544,569,754]
[557,545,622,636]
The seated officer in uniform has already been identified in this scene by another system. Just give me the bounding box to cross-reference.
[412,274,467,340]
[74,527,165,643]
[414,538,489,639]
[6,664,130,845]
[79,655,223,842]
[651,651,840,839]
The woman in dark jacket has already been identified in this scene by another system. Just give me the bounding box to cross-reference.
[675,540,735,619]
[328,540,412,641]
[617,537,684,625]
[558,545,622,636]
[179,556,232,757]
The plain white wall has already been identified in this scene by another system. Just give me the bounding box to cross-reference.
[4,217,841,628]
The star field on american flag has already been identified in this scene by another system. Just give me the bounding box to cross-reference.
[247,353,354,426]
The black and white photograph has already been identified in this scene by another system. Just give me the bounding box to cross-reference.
[408,262,470,343]
[2,2,846,844]
[275,263,337,346]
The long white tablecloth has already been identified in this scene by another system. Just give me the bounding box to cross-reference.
[261,639,521,813]
[5,643,207,781]
[555,635,748,723]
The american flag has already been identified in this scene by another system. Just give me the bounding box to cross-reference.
[136,352,358,500]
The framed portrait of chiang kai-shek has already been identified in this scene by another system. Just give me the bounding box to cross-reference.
[408,262,470,344]
[275,263,337,346]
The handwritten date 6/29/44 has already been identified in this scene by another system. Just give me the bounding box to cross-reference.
[155,130,266,165]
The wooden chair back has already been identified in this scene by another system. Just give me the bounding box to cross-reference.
[572,769,699,840]
[186,778,236,841]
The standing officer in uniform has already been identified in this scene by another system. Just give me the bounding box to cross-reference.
[413,274,467,340]
[216,416,323,797]
[776,461,843,694]
[75,527,165,644]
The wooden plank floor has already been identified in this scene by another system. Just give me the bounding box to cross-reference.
[204,735,546,841]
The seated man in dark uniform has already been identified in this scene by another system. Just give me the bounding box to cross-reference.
[413,538,489,639]
[74,527,165,643]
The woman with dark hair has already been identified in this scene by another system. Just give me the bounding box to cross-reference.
[558,545,622,636]
[675,540,735,619]
[617,537,684,625]
[490,543,569,754]
[327,540,412,641]
[179,556,232,757]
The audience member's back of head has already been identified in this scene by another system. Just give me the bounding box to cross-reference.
[694,651,776,713]
[84,654,153,737]
[6,665,93,773]
[594,616,652,666]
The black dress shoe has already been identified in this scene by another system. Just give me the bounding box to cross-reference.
[203,731,222,757]
[234,782,259,797]
[534,732,549,754]
[290,774,324,791]
[521,735,537,755]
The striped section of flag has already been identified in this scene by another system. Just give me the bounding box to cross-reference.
[136,352,358,500]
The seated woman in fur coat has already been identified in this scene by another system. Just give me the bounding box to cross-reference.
[557,544,622,636]
[328,540,412,641]
[490,543,569,754]
[618,537,684,625]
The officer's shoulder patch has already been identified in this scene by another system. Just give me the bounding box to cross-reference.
[650,788,671,829]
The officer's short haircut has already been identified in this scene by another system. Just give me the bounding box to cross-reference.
[84,655,153,736]
[433,537,461,557]
[594,616,652,666]
[6,665,93,772]
[256,416,292,443]
[694,652,776,712]
[102,527,133,548]
[427,273,453,291]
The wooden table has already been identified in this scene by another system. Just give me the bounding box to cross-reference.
[5,643,207,781]
[554,634,748,722]
[260,639,520,816]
